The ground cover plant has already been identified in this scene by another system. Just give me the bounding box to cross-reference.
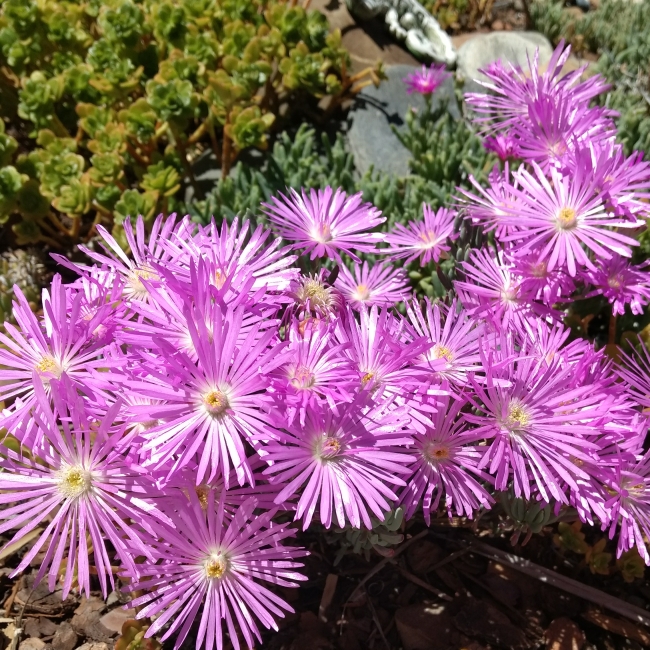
[0,0,380,253]
[1,36,650,648]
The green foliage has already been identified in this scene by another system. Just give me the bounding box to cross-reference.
[0,0,376,247]
[325,507,405,565]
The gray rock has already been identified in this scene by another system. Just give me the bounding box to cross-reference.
[347,63,458,178]
[457,31,553,93]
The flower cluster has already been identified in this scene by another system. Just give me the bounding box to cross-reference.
[1,40,650,649]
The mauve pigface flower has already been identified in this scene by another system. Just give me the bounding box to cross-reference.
[334,261,410,310]
[263,397,413,529]
[128,303,285,487]
[126,495,307,650]
[262,187,385,263]
[384,205,457,266]
[584,255,650,316]
[501,163,640,277]
[403,63,451,95]
[400,395,493,522]
[0,378,159,598]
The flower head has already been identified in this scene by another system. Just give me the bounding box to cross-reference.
[384,205,457,266]
[334,261,410,310]
[126,494,307,650]
[262,187,385,263]
[403,63,451,95]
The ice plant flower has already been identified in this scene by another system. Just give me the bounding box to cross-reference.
[584,255,650,316]
[0,275,111,444]
[262,187,385,263]
[464,353,610,503]
[126,494,307,650]
[406,298,483,387]
[127,303,286,487]
[384,205,457,266]
[334,261,410,310]
[400,395,493,522]
[501,163,640,277]
[617,341,650,410]
[0,377,159,598]
[263,397,413,529]
[403,63,451,96]
[483,134,520,161]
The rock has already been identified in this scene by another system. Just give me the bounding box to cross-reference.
[395,603,454,650]
[347,63,458,177]
[491,20,504,30]
[456,31,554,93]
[18,639,46,650]
[99,608,138,634]
[545,617,585,650]
[51,622,77,650]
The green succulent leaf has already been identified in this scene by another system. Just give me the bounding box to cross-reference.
[114,188,157,226]
[0,165,24,220]
[52,178,94,215]
[16,179,50,220]
[140,162,181,197]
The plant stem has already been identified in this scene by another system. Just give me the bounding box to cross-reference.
[221,126,232,179]
[609,308,617,345]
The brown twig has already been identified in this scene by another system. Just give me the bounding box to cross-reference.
[395,566,453,601]
[9,586,34,650]
[471,541,650,628]
[365,592,390,650]
[3,581,19,617]
[608,308,617,345]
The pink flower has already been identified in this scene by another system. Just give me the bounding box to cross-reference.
[0,377,161,598]
[403,63,451,95]
[400,395,493,522]
[262,187,385,263]
[125,494,307,650]
[502,163,640,276]
[334,261,410,310]
[384,205,457,266]
[263,397,413,529]
[585,255,650,316]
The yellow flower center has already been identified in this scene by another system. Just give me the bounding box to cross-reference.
[127,266,158,297]
[316,435,341,461]
[312,223,332,244]
[204,554,228,580]
[607,276,622,289]
[505,401,531,432]
[418,230,438,248]
[296,277,335,312]
[35,355,62,378]
[57,465,92,499]
[213,269,227,290]
[430,344,454,362]
[361,371,375,387]
[557,207,577,230]
[203,390,229,416]
[196,485,210,509]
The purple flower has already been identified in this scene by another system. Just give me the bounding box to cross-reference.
[334,261,410,310]
[454,249,552,331]
[125,494,307,650]
[288,270,344,320]
[617,341,650,410]
[0,275,112,444]
[602,452,650,564]
[262,187,386,263]
[127,303,286,487]
[399,395,493,522]
[405,298,484,387]
[334,306,430,401]
[403,63,451,95]
[502,163,640,276]
[585,255,650,316]
[384,205,457,266]
[484,134,521,161]
[263,397,413,529]
[464,351,611,503]
[0,377,160,598]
